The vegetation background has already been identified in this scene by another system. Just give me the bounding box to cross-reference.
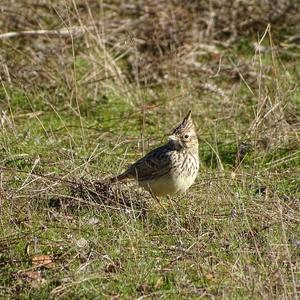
[0,0,299,299]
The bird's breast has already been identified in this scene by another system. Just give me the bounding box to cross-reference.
[140,153,199,196]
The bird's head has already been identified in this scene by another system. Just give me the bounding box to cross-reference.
[168,111,198,151]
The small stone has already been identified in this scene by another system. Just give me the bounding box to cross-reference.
[76,238,89,249]
[290,240,300,248]
[88,217,99,225]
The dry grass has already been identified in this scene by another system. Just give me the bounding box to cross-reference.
[0,1,299,299]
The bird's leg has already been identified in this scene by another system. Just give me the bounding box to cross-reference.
[167,195,183,209]
[167,195,182,218]
[148,189,167,211]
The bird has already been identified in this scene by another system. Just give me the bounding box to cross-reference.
[110,111,199,198]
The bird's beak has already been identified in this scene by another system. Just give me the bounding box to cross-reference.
[168,134,176,141]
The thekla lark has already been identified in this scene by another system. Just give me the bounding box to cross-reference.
[111,111,199,197]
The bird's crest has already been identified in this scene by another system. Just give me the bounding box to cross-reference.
[172,111,194,134]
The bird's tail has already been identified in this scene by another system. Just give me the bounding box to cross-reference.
[108,172,129,184]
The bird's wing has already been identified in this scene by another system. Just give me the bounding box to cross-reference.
[126,146,175,182]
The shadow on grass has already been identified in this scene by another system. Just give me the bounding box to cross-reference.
[47,179,149,220]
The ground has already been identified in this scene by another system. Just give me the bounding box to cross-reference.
[0,1,299,299]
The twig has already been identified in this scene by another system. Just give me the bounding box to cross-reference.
[0,26,85,40]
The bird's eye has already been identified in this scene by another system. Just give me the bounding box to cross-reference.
[184,134,189,139]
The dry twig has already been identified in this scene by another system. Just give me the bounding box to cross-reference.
[0,26,85,39]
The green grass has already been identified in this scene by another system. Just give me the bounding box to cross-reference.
[0,2,300,299]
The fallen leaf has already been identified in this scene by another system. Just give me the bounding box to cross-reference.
[18,271,42,282]
[17,271,47,287]
[32,255,55,269]
[104,261,121,273]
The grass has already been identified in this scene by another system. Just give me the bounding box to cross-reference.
[0,1,300,299]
